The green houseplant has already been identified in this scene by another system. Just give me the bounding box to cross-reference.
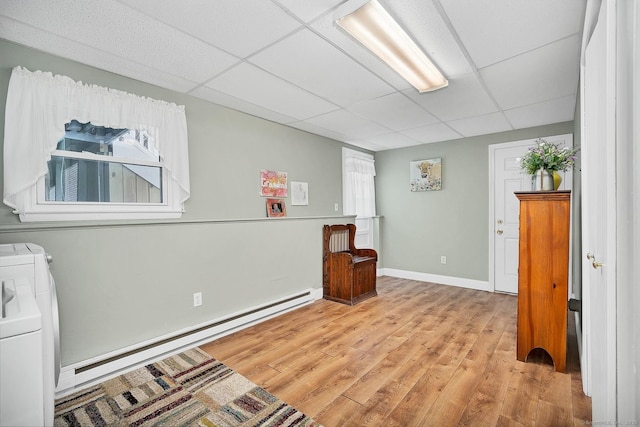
[518,138,579,190]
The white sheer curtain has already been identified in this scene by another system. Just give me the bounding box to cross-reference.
[3,66,190,212]
[344,154,376,218]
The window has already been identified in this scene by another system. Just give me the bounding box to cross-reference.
[342,148,376,218]
[342,148,376,249]
[3,67,190,222]
[46,121,162,204]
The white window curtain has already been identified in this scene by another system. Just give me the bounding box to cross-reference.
[344,153,376,218]
[3,66,190,213]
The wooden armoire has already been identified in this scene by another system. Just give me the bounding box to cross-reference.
[515,190,571,373]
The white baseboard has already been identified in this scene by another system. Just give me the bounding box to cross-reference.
[382,268,490,292]
[56,287,323,397]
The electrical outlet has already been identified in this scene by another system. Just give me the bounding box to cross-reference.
[193,292,202,307]
[440,256,447,264]
[334,203,339,212]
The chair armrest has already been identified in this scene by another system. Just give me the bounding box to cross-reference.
[354,248,377,260]
[327,251,356,262]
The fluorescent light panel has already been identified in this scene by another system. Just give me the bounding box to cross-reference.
[336,0,448,93]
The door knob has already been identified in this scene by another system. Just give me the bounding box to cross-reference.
[587,253,603,268]
[496,229,503,235]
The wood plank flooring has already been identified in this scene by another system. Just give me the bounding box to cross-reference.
[200,276,592,426]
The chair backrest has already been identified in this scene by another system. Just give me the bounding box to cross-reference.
[323,224,356,254]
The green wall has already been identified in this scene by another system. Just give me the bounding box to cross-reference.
[375,122,575,282]
[0,39,356,365]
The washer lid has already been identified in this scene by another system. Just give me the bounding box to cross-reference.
[0,278,42,339]
[0,243,34,267]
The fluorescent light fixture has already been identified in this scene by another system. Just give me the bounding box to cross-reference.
[335,0,448,93]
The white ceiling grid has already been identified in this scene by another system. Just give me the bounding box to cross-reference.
[0,0,586,151]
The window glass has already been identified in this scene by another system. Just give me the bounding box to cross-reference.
[45,120,163,204]
[46,157,162,203]
[58,120,159,161]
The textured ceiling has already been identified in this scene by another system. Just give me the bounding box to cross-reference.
[0,0,586,152]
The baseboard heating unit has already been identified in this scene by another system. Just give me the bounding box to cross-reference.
[56,288,321,396]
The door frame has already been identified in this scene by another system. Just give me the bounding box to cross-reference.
[488,134,574,294]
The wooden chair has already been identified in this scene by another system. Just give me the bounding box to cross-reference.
[322,224,377,305]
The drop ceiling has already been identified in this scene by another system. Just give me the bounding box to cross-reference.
[0,0,586,152]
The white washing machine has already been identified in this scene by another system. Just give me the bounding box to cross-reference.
[0,243,60,426]
[1,277,45,426]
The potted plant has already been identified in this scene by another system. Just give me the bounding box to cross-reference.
[518,138,579,190]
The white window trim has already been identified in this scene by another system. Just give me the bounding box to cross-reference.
[3,66,190,222]
[17,175,183,223]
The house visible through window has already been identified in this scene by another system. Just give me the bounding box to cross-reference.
[46,120,162,204]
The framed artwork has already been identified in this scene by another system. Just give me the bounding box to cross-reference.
[266,198,286,217]
[260,169,288,197]
[410,158,442,191]
[291,181,309,206]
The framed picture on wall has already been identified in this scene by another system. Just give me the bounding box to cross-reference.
[291,181,309,206]
[266,198,286,217]
[260,170,288,197]
[410,158,442,191]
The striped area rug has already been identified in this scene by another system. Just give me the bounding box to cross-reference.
[54,347,322,427]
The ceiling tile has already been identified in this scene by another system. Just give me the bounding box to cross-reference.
[275,0,344,23]
[250,28,395,106]
[504,95,576,129]
[287,121,346,142]
[0,16,200,93]
[440,0,586,68]
[304,109,391,139]
[343,139,389,152]
[0,0,239,83]
[401,123,463,144]
[355,132,425,151]
[348,93,439,131]
[190,85,300,125]
[479,35,581,110]
[404,73,498,121]
[446,112,512,137]
[205,62,339,121]
[117,0,301,58]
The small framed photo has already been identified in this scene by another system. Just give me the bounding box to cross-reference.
[266,198,286,217]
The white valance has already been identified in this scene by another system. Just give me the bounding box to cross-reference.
[3,66,190,212]
[345,155,376,176]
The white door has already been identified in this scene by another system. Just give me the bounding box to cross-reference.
[581,0,617,420]
[489,135,573,294]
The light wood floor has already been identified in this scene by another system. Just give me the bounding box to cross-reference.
[200,276,592,426]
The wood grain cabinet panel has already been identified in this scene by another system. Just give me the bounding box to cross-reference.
[515,191,571,373]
